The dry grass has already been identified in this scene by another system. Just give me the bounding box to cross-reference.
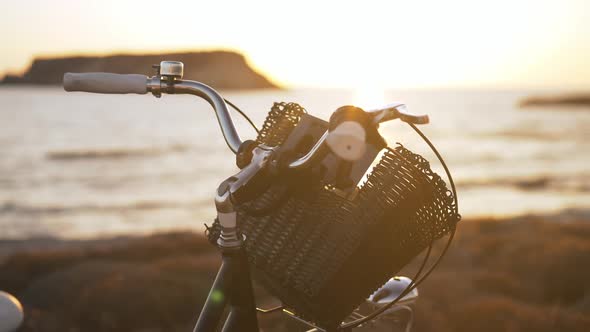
[1,217,589,331]
[410,217,590,332]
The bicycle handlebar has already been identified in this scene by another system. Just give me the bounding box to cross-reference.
[289,104,429,168]
[64,73,149,94]
[63,72,243,153]
[63,65,428,166]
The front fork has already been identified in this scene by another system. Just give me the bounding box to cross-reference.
[193,245,259,332]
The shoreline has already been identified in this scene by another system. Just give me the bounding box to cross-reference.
[2,206,588,242]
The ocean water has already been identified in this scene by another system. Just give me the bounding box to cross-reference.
[1,86,589,239]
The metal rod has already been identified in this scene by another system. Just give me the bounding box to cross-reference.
[288,131,329,169]
[221,249,259,332]
[256,305,284,314]
[193,248,259,332]
[193,259,231,332]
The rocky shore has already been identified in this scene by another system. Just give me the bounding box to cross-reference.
[1,215,589,331]
[519,94,590,108]
[1,51,278,90]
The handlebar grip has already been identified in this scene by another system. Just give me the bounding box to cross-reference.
[63,73,148,94]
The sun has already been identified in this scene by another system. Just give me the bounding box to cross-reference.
[352,85,387,110]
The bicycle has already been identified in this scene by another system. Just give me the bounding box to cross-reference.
[62,61,460,332]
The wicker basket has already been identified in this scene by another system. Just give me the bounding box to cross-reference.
[208,102,460,329]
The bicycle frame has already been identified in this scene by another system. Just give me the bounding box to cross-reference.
[193,246,259,332]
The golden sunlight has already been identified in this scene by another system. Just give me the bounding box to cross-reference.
[0,0,589,88]
[2,1,590,332]
[353,86,387,110]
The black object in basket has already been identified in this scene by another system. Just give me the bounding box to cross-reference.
[208,102,460,329]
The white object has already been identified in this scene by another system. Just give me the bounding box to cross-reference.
[0,291,23,332]
[326,121,367,161]
[368,276,419,305]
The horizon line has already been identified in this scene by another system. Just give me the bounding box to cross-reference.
[2,47,590,91]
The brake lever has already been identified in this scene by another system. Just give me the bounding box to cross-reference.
[288,103,430,168]
[368,103,429,125]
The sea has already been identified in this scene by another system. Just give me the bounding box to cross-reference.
[1,86,589,239]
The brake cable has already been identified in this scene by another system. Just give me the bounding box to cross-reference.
[224,98,261,135]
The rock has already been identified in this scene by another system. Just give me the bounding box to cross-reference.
[1,51,278,90]
[519,94,590,108]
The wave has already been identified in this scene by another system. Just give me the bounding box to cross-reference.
[519,94,590,108]
[0,200,209,215]
[470,207,590,223]
[458,174,590,193]
[476,130,568,141]
[46,144,190,161]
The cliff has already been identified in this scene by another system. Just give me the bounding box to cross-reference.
[1,51,279,90]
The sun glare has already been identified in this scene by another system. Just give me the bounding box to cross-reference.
[1,0,589,88]
[352,86,387,110]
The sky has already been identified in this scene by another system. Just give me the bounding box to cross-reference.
[0,0,588,88]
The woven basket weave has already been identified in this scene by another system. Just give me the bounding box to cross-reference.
[208,102,460,329]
